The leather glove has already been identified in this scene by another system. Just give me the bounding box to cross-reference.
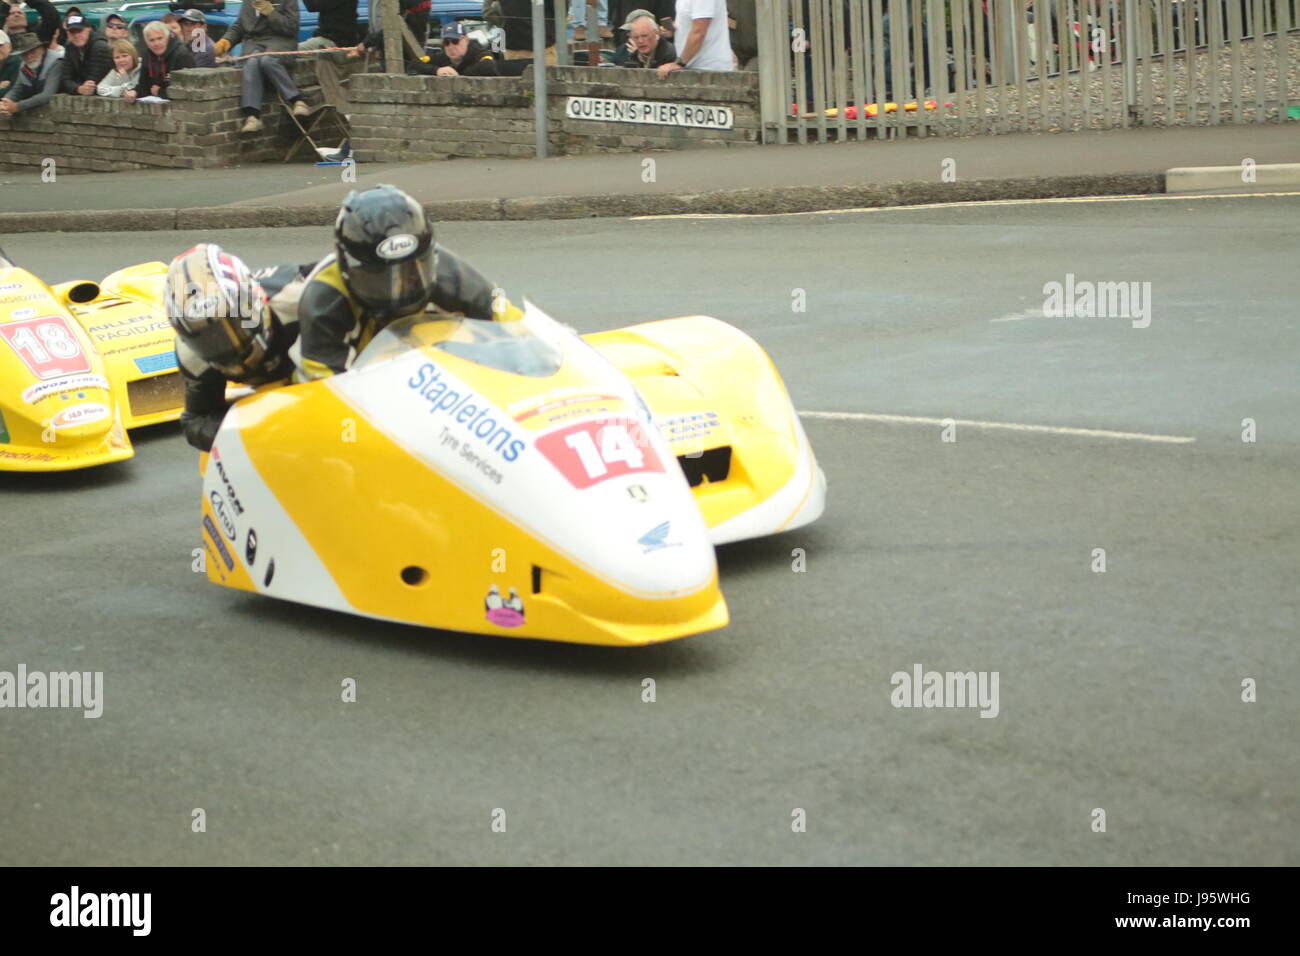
[252,0,275,14]
[214,37,231,56]
[181,412,226,453]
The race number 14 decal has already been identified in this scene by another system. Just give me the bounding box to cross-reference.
[1,316,91,380]
[536,417,665,489]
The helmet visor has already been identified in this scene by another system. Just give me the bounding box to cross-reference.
[342,246,435,320]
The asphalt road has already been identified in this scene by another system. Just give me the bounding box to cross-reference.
[1,194,1296,865]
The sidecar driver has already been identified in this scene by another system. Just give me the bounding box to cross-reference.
[292,184,520,381]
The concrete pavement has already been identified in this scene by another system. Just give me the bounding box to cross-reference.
[1,123,1297,232]
[2,196,1297,865]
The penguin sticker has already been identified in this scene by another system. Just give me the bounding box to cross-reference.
[485,584,524,628]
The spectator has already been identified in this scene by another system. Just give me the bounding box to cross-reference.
[727,0,756,70]
[53,4,81,46]
[0,30,15,93]
[160,11,183,40]
[356,0,432,72]
[610,0,672,44]
[127,21,193,102]
[213,0,308,133]
[568,0,610,42]
[176,10,215,68]
[59,14,111,95]
[657,0,731,77]
[102,12,129,45]
[0,31,63,115]
[418,22,499,76]
[499,0,558,65]
[300,0,359,111]
[96,38,140,97]
[301,0,361,48]
[2,0,59,46]
[612,10,675,68]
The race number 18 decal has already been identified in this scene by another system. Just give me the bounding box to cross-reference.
[536,417,665,489]
[0,316,91,380]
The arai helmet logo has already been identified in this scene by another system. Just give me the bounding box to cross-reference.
[377,234,418,260]
[210,490,237,541]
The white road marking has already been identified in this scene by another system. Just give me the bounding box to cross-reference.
[799,410,1196,444]
[991,308,1047,322]
[633,190,1300,220]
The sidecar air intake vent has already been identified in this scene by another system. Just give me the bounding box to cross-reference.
[127,373,183,417]
[676,446,731,487]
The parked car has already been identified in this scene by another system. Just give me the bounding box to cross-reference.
[30,0,483,48]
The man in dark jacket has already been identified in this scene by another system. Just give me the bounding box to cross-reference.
[612,9,674,68]
[59,14,111,95]
[302,0,361,47]
[0,29,61,114]
[127,20,194,100]
[212,0,308,133]
[498,0,558,61]
[418,22,498,76]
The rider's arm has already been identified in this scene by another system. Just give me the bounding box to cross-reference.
[293,275,358,380]
[430,245,517,320]
[177,340,230,452]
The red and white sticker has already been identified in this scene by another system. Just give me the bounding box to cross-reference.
[1,315,91,380]
[535,416,665,490]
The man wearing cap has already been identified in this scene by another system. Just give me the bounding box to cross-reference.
[0,30,63,115]
[612,9,674,68]
[419,22,499,77]
[213,0,308,133]
[177,10,215,68]
[58,14,110,95]
[101,11,129,43]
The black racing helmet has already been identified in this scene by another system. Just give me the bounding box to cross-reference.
[334,185,437,321]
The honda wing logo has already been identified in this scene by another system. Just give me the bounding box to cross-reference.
[637,521,682,554]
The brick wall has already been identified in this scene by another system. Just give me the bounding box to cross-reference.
[0,61,341,171]
[348,66,760,162]
[0,63,759,170]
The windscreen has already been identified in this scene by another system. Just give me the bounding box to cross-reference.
[354,311,563,378]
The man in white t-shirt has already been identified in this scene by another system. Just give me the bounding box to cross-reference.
[657,0,731,76]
